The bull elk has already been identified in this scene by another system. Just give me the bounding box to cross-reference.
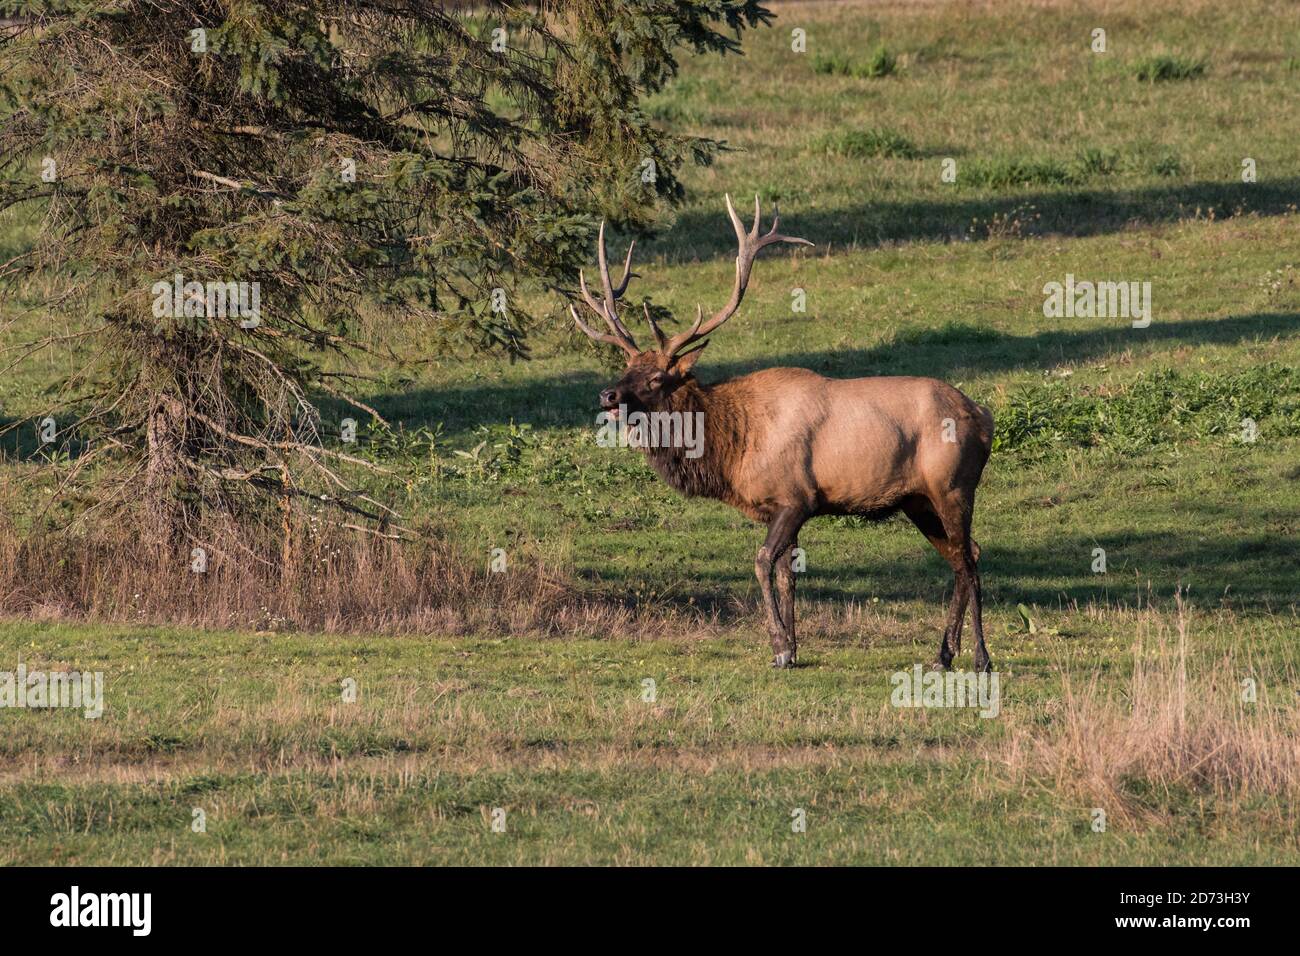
[571,196,994,671]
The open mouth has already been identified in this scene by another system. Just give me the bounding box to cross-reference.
[601,404,620,419]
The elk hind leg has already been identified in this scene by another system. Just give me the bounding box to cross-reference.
[963,529,991,674]
[903,497,968,671]
[935,494,992,674]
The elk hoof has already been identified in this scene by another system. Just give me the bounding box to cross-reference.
[929,659,950,672]
[771,651,796,669]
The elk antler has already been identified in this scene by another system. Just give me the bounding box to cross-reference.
[662,194,812,360]
[571,221,640,357]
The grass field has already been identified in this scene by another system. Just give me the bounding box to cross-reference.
[2,0,1300,865]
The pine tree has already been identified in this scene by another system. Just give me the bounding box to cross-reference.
[0,0,774,548]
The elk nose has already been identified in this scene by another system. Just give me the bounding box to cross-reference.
[599,388,619,408]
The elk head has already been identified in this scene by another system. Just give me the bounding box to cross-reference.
[571,195,812,419]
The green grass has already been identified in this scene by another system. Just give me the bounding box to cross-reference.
[3,0,1300,865]
[2,614,1297,865]
[960,155,1080,188]
[1132,54,1208,82]
[813,127,919,160]
[812,44,897,79]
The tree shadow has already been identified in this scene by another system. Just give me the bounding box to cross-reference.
[654,178,1300,262]
[706,311,1300,381]
[0,415,73,461]
[366,368,609,438]
[369,311,1300,437]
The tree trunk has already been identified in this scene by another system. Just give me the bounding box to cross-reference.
[144,394,186,550]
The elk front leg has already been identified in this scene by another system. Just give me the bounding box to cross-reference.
[756,509,803,669]
[774,536,798,653]
[934,570,968,670]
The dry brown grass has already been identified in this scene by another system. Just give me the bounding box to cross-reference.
[1002,595,1300,824]
[0,499,925,644]
[0,513,709,638]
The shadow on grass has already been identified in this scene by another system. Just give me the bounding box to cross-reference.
[365,369,608,439]
[707,311,1300,382]
[654,178,1300,261]
[583,524,1299,620]
[0,414,67,461]
[371,311,1300,437]
[363,180,1300,433]
[0,415,98,462]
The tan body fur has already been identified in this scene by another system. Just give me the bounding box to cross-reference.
[660,369,993,524]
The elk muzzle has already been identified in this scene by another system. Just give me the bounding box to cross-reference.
[599,387,622,413]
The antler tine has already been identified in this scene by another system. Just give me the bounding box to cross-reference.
[570,304,637,357]
[751,194,812,252]
[766,199,782,237]
[595,222,638,341]
[643,302,668,351]
[659,304,704,359]
[578,269,620,337]
[572,221,641,356]
[613,238,637,297]
[726,192,749,245]
[662,195,812,358]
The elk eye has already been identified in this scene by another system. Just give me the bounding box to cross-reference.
[647,373,665,390]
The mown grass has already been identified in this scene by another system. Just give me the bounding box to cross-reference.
[2,0,1300,864]
[2,607,1298,865]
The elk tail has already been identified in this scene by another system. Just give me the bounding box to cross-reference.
[976,403,994,454]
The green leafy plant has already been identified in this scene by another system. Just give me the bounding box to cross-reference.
[814,127,918,159]
[812,44,897,78]
[1005,603,1061,636]
[1133,55,1207,82]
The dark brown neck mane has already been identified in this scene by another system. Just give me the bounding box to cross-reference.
[640,378,747,503]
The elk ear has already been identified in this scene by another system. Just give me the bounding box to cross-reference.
[672,341,708,376]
